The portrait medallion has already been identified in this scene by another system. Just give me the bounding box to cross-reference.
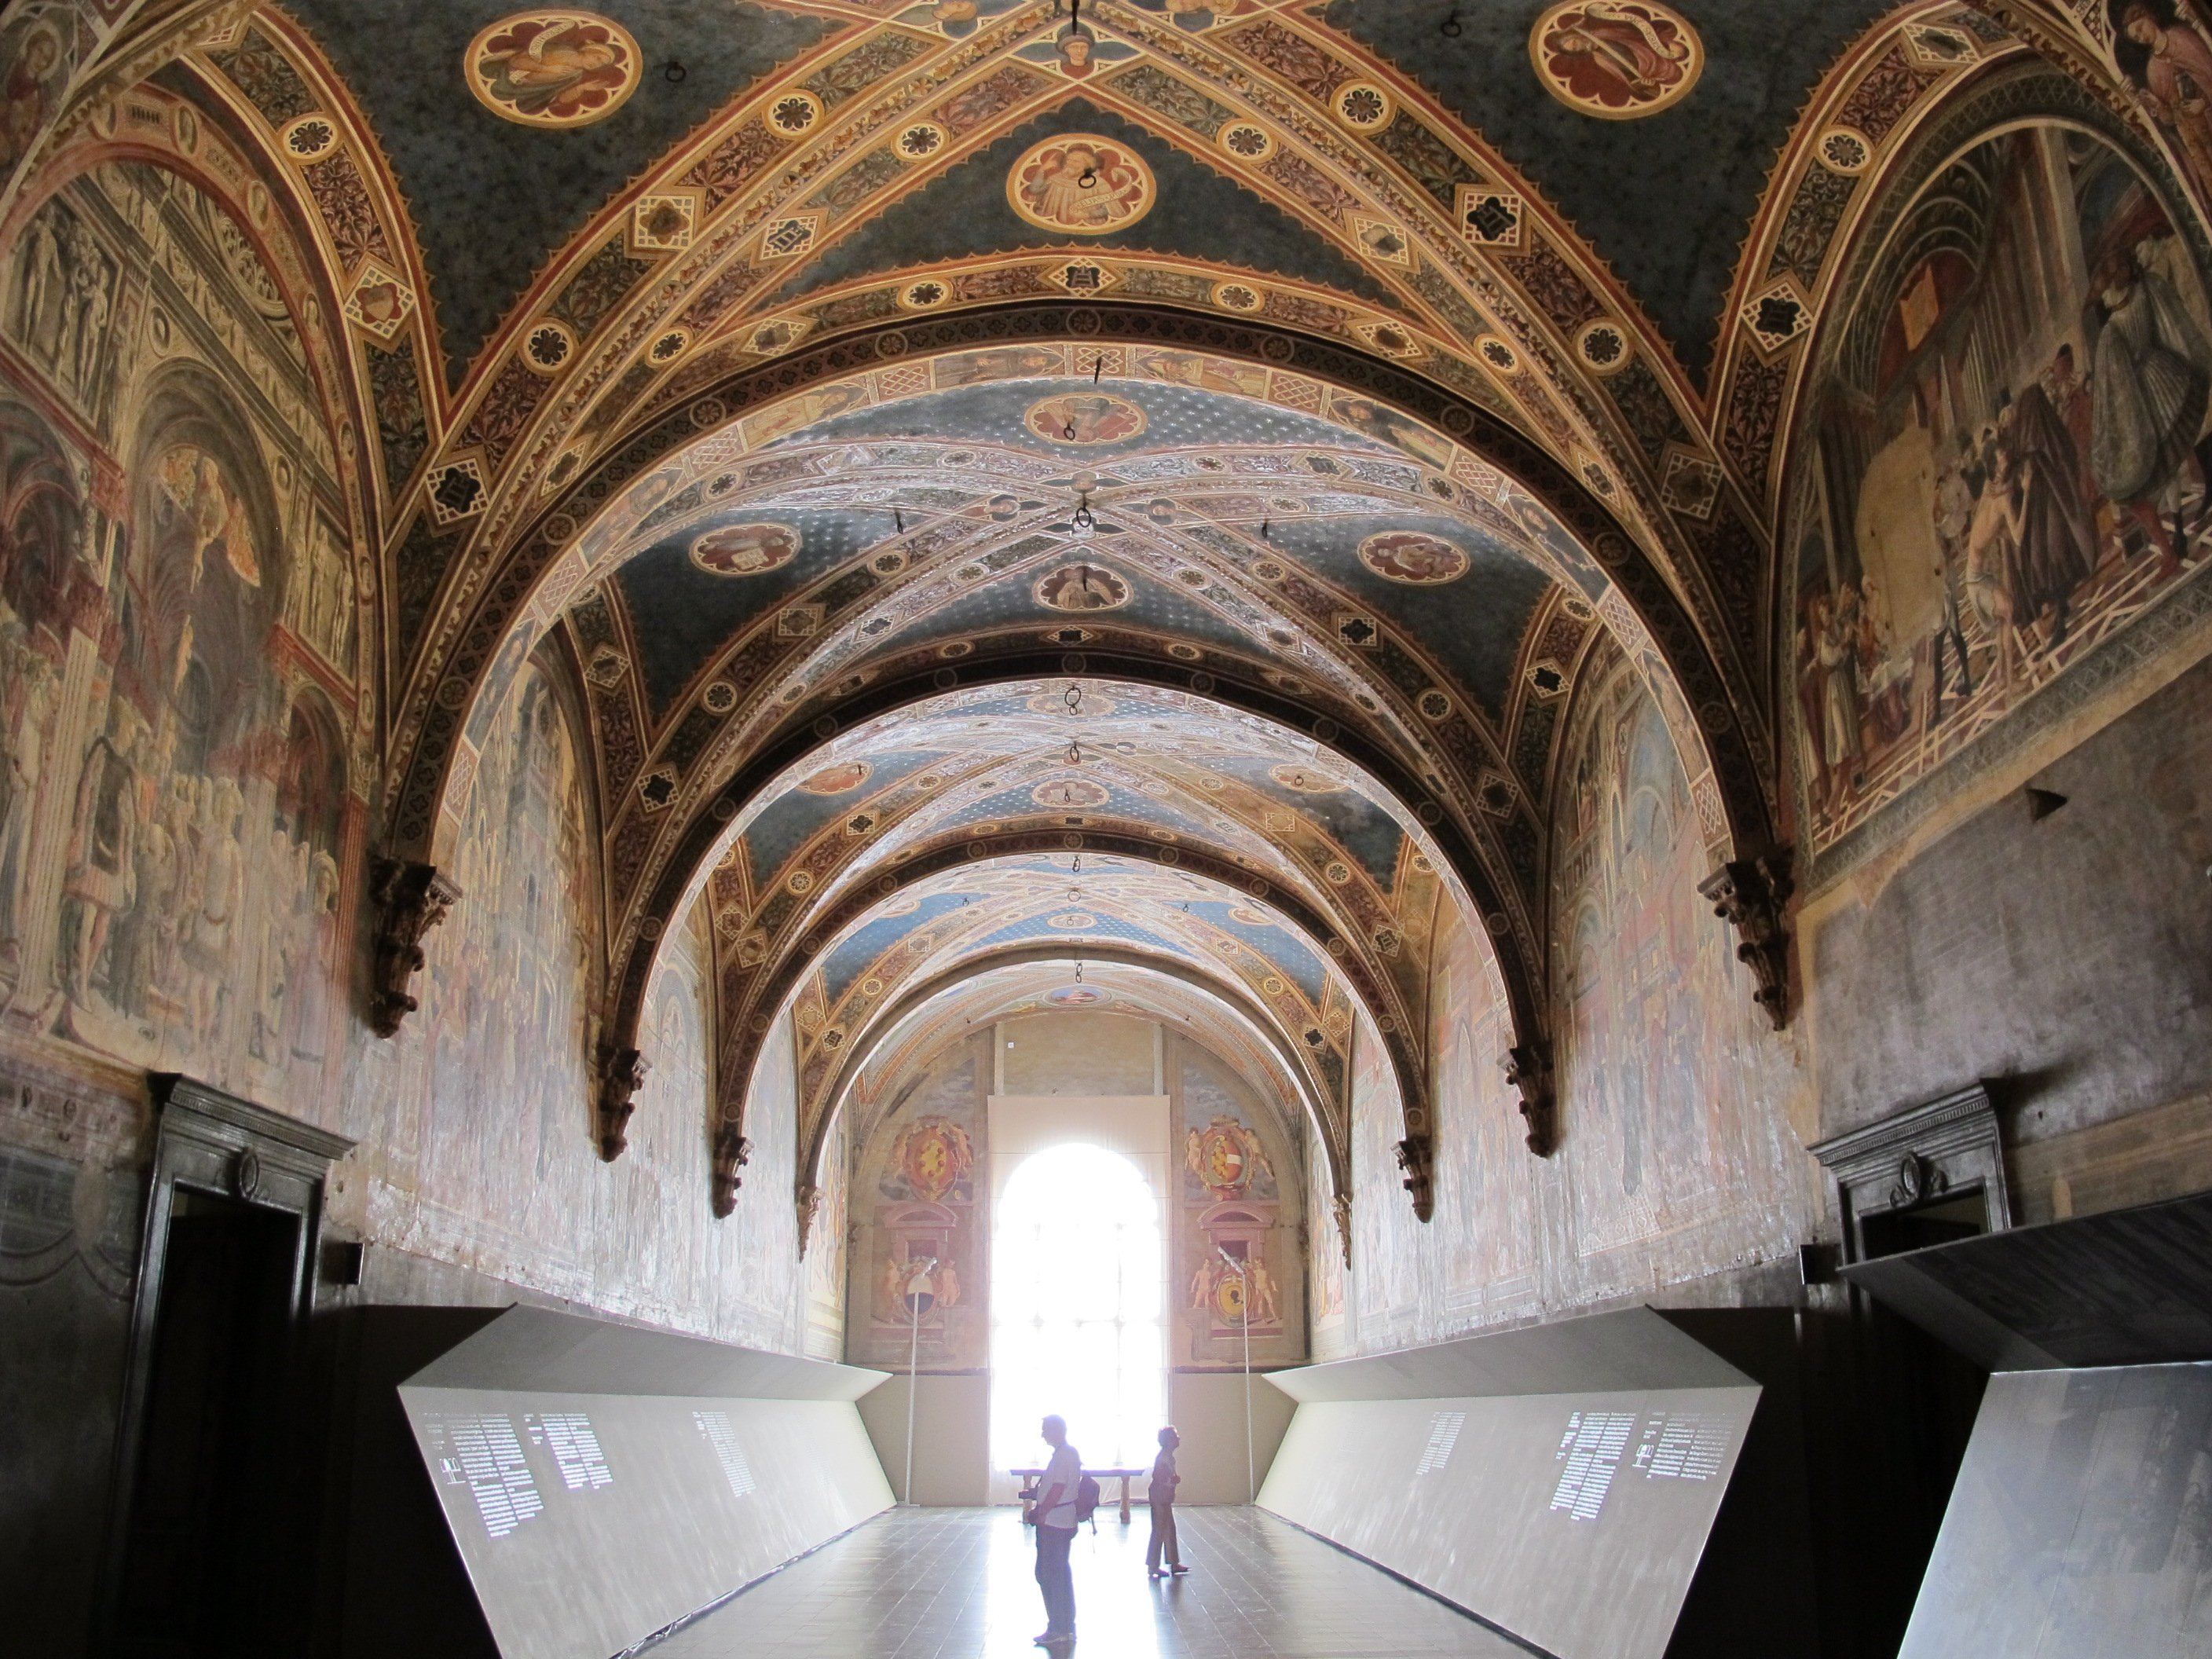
[1529,2,1702,120]
[1034,562,1131,613]
[1025,391,1148,445]
[1031,776,1111,809]
[466,12,641,128]
[1047,911,1099,929]
[799,761,871,795]
[690,521,799,577]
[1358,529,1471,585]
[1006,134,1155,234]
[1045,985,1109,1008]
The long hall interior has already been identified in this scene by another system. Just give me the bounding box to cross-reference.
[2,2,2210,1655]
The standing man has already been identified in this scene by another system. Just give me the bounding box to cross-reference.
[1032,1415,1081,1649]
[1146,1426,1187,1579]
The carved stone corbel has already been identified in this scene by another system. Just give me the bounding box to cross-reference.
[1331,1191,1353,1269]
[709,1120,752,1218]
[1503,1041,1557,1156]
[796,1181,824,1254]
[1697,845,1795,1030]
[1393,1133,1435,1221]
[595,1045,649,1161]
[367,858,460,1038]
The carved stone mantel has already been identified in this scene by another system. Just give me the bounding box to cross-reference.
[1808,1082,2013,1262]
[1698,845,1795,1030]
[367,858,460,1038]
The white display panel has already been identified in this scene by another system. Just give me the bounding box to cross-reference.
[1257,1308,1760,1659]
[398,1310,893,1659]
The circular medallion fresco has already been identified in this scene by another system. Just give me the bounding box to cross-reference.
[1032,777,1111,809]
[1035,562,1131,613]
[1358,529,1470,585]
[1026,391,1148,445]
[466,13,640,127]
[1529,2,1702,120]
[1006,134,1155,234]
[1269,762,1342,793]
[690,521,798,577]
[1046,985,1109,1008]
[1229,903,1275,927]
[799,761,871,795]
[1047,912,1099,929]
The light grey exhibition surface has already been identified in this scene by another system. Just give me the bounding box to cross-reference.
[1258,1308,1760,1659]
[399,1307,894,1659]
[1901,1362,2212,1657]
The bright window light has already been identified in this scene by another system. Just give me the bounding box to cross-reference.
[991,1143,1163,1474]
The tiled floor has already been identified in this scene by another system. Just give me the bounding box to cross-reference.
[652,1506,1533,1657]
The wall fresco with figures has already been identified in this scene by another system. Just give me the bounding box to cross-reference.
[0,159,364,1110]
[1332,651,1805,1354]
[1796,116,2212,863]
[1177,1037,1303,1370]
[843,1016,1306,1372]
[343,649,825,1348]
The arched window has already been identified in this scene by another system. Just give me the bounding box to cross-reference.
[990,1143,1163,1474]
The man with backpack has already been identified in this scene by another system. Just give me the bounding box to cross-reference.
[1031,1414,1083,1648]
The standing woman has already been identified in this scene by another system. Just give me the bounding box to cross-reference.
[1146,1426,1188,1579]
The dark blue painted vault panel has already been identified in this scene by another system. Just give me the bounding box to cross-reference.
[1320,0,1892,383]
[613,504,900,716]
[775,97,1399,309]
[277,0,834,383]
[1204,754,1406,891]
[740,747,945,884]
[972,909,1187,958]
[775,377,1398,457]
[942,781,1221,841]
[1260,509,1553,717]
[822,888,977,1005]
[1181,900,1328,1004]
[877,557,1254,657]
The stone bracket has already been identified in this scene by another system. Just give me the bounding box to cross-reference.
[1503,1040,1557,1156]
[367,858,460,1038]
[1698,845,1795,1030]
[710,1121,752,1218]
[1393,1132,1435,1221]
[595,1045,649,1162]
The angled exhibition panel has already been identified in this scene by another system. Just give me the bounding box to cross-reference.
[396,1306,893,1659]
[1257,1306,1775,1659]
[1844,1191,2212,1659]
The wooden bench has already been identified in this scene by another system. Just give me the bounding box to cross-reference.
[1009,1466,1148,1525]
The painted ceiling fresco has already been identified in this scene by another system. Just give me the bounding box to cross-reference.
[11,0,2196,1221]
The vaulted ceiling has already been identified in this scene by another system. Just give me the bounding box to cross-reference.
[17,0,2140,1221]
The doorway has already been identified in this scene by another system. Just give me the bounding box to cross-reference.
[97,1077,351,1659]
[109,1188,302,1656]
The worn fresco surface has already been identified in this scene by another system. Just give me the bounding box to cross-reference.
[1796,117,2212,867]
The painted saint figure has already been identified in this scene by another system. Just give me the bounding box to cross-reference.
[2120,2,2212,207]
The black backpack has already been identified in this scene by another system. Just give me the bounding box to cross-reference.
[1075,1472,1101,1523]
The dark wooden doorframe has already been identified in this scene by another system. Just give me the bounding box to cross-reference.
[93,1074,353,1656]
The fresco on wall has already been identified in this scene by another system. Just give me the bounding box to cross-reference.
[1175,1045,1302,1366]
[1430,910,1540,1324]
[1305,1117,1346,1357]
[845,1034,990,1368]
[1799,121,2212,855]
[0,163,361,1108]
[420,658,599,1218]
[1553,649,1804,1269]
